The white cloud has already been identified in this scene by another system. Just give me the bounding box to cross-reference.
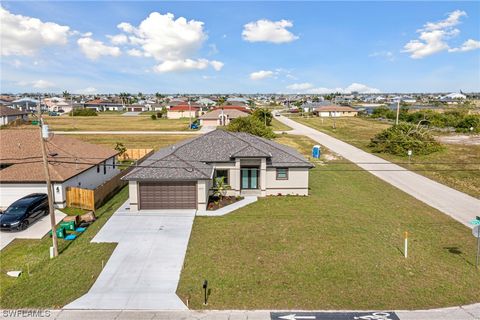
[287,82,314,90]
[369,51,395,61]
[242,19,298,44]
[403,10,478,59]
[107,34,128,45]
[250,70,274,80]
[77,37,121,60]
[17,79,55,89]
[154,58,223,73]
[78,87,97,94]
[0,7,70,56]
[289,82,380,94]
[449,39,480,52]
[115,11,222,72]
[127,48,144,57]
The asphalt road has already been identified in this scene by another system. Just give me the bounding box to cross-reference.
[277,116,480,228]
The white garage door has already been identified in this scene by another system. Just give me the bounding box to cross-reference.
[0,184,47,209]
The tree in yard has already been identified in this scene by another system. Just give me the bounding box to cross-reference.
[114,142,127,158]
[252,108,273,126]
[226,116,276,139]
[212,176,230,201]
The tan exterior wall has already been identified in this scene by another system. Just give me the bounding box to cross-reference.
[201,119,219,127]
[167,110,199,119]
[197,180,211,211]
[265,167,309,196]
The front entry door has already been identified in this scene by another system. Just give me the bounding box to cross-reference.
[241,168,259,189]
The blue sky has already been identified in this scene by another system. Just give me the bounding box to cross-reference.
[1,1,479,94]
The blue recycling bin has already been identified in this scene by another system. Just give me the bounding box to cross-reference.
[312,145,321,158]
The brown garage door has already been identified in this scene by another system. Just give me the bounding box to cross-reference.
[139,182,197,209]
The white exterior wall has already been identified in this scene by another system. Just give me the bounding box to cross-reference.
[265,167,309,196]
[0,114,28,125]
[129,181,138,211]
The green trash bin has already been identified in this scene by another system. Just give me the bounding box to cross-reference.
[60,221,76,231]
[49,227,67,239]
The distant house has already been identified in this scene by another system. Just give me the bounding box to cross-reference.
[314,105,358,117]
[167,104,200,119]
[84,99,124,111]
[0,130,120,209]
[0,106,29,126]
[126,104,147,112]
[197,98,216,107]
[226,97,249,106]
[198,109,249,127]
[44,97,72,113]
[10,98,39,112]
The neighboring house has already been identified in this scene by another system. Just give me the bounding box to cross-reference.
[167,105,200,119]
[197,97,216,107]
[10,98,39,112]
[198,109,249,127]
[0,130,119,209]
[314,106,358,117]
[0,106,29,126]
[84,99,124,111]
[44,97,72,113]
[123,129,313,211]
[126,104,147,112]
[226,97,249,106]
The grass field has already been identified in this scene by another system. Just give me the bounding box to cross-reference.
[71,134,193,151]
[0,187,128,308]
[177,134,479,310]
[292,116,480,198]
[271,118,292,131]
[43,114,192,131]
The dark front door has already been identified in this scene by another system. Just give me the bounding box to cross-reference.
[240,168,259,189]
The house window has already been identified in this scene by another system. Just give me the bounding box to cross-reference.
[112,158,116,169]
[276,168,289,180]
[97,164,100,173]
[103,161,107,174]
[214,169,229,186]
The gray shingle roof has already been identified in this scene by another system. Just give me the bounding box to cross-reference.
[123,129,312,181]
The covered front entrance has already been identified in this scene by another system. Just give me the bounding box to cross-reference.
[139,181,197,210]
[240,167,259,190]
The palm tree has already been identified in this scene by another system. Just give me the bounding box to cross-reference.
[155,92,163,103]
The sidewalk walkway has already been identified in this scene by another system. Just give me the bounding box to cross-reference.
[277,116,480,228]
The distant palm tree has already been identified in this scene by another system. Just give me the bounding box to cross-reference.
[155,92,163,103]
[62,90,70,99]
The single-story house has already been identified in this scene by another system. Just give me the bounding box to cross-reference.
[126,104,147,112]
[84,99,124,111]
[198,109,249,127]
[0,106,29,126]
[314,106,358,117]
[167,105,200,119]
[0,130,120,209]
[123,129,313,211]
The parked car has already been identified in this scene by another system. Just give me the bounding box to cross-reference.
[48,111,60,116]
[0,194,48,231]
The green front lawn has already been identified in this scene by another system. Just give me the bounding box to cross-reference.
[292,116,480,198]
[0,187,128,308]
[177,134,479,310]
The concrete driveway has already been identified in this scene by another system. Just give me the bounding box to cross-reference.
[65,201,195,310]
[0,210,66,250]
[278,116,480,228]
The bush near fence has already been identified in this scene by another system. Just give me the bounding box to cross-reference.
[66,149,154,211]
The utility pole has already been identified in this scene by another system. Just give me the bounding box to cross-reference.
[395,100,400,125]
[188,99,192,129]
[37,98,59,258]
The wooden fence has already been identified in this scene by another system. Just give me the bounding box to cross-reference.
[118,148,153,161]
[66,149,154,211]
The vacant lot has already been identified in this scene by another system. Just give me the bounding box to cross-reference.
[293,116,480,198]
[43,114,191,131]
[0,187,128,308]
[71,134,193,151]
[177,134,479,310]
[271,118,292,131]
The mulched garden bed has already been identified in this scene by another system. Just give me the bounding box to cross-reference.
[207,195,244,210]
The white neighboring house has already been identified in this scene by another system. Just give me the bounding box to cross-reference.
[0,106,29,126]
[0,130,120,209]
[44,97,72,113]
[442,93,467,100]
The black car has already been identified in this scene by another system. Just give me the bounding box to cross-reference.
[0,194,49,231]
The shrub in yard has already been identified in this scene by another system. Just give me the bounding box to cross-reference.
[69,108,97,116]
[226,116,276,139]
[456,115,480,133]
[369,123,443,156]
[151,114,157,120]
